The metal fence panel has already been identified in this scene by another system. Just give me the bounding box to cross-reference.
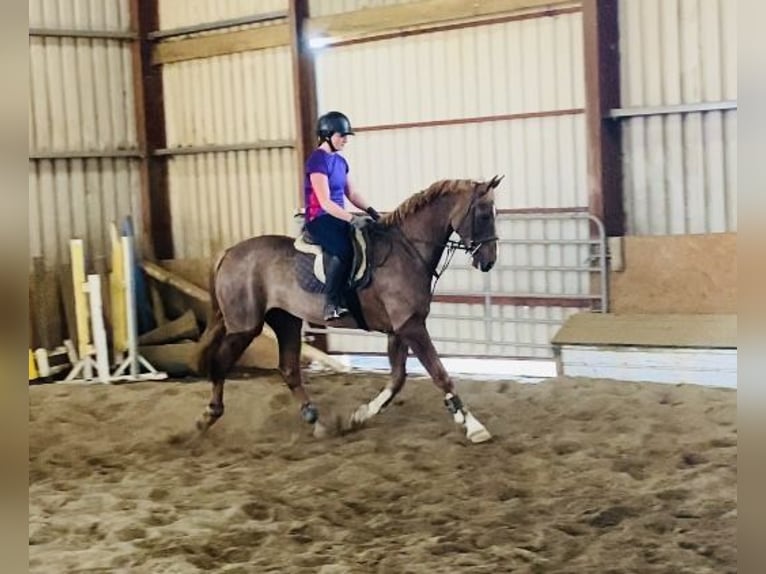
[318,213,606,359]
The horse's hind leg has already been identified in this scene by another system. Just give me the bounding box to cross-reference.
[265,309,322,429]
[350,333,408,426]
[196,330,258,432]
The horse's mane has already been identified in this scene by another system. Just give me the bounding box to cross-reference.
[380,179,472,227]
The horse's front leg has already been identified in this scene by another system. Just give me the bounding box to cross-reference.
[397,317,492,443]
[350,333,409,427]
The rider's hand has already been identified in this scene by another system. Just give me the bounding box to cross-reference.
[365,206,382,221]
[350,214,374,230]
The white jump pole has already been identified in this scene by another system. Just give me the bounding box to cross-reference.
[87,274,112,383]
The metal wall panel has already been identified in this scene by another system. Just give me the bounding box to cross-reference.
[28,0,141,269]
[158,0,287,30]
[316,13,586,210]
[342,117,587,212]
[29,0,130,30]
[162,44,299,259]
[313,12,589,357]
[316,14,584,128]
[619,0,737,235]
[168,149,299,259]
[163,47,295,147]
[309,0,414,18]
[29,159,141,265]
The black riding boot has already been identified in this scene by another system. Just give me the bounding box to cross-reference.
[323,255,350,321]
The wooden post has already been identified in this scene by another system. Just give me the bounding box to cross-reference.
[289,0,318,174]
[583,0,624,237]
[130,0,173,260]
[289,0,328,353]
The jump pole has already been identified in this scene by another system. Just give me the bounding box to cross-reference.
[110,234,166,382]
[63,239,104,383]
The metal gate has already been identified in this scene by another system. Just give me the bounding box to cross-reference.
[305,211,607,359]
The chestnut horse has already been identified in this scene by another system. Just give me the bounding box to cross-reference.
[194,176,503,442]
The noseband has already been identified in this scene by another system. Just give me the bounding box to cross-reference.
[446,186,499,255]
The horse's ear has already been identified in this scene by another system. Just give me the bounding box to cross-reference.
[478,175,504,196]
[488,174,505,189]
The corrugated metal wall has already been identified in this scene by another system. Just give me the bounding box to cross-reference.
[313,9,591,357]
[166,149,298,258]
[317,14,586,210]
[159,0,286,29]
[29,0,141,268]
[619,0,737,235]
[158,1,299,259]
[309,0,413,18]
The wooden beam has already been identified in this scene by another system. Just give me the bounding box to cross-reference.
[331,6,582,47]
[583,0,624,236]
[142,261,211,302]
[152,24,289,65]
[131,0,173,258]
[306,0,576,42]
[355,108,584,133]
[150,0,573,65]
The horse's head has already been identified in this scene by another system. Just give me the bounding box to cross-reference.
[451,175,504,272]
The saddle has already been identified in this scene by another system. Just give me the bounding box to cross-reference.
[293,224,376,329]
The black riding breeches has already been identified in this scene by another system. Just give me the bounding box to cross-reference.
[305,214,353,264]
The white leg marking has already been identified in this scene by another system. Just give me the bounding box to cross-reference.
[351,388,393,424]
[368,388,393,416]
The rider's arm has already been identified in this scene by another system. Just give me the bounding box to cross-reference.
[344,177,370,211]
[309,172,353,222]
[346,177,381,220]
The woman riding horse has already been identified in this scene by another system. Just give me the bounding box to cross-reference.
[303,111,382,321]
[195,166,504,443]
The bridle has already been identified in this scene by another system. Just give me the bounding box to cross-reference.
[446,185,499,255]
[390,183,498,292]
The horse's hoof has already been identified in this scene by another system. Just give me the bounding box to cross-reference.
[467,427,493,444]
[464,411,492,443]
[349,405,369,428]
[313,421,329,439]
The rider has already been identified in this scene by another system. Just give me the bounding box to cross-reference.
[304,111,381,321]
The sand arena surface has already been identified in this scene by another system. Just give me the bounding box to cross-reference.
[29,373,736,573]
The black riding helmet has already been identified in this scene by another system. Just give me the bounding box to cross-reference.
[316,111,354,150]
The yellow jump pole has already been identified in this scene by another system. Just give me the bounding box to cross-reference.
[109,222,128,362]
[69,239,93,380]
[28,349,39,381]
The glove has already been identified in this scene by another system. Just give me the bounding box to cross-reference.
[365,206,382,221]
[350,214,374,230]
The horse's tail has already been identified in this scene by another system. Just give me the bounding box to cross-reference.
[192,251,228,377]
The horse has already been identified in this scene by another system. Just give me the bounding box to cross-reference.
[194,175,504,443]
